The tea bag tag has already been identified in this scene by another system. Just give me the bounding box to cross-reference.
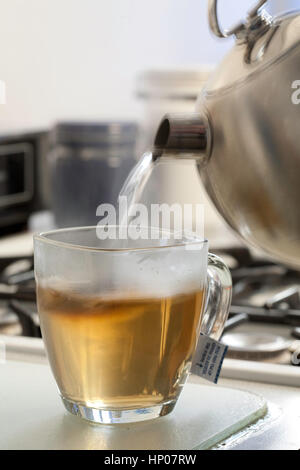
[191,333,228,384]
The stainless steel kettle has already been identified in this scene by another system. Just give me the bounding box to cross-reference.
[154,0,300,269]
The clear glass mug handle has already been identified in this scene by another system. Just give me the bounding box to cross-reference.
[200,253,232,340]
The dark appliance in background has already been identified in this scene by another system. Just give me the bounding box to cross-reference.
[49,122,137,228]
[0,131,50,235]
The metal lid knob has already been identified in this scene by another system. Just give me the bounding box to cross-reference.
[208,0,269,41]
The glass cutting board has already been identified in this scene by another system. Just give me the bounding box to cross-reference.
[0,361,267,450]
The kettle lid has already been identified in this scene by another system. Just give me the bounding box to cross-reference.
[205,1,300,95]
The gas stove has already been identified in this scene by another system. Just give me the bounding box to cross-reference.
[0,255,38,337]
[214,246,300,368]
[0,242,299,384]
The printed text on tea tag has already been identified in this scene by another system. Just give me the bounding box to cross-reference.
[191,333,228,384]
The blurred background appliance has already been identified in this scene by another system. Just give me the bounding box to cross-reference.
[49,122,137,227]
[0,131,49,235]
[136,68,214,154]
[135,68,233,239]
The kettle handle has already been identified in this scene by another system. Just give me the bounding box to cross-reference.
[208,0,268,39]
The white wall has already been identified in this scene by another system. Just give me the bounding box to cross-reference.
[271,0,299,13]
[0,0,248,131]
[0,0,294,132]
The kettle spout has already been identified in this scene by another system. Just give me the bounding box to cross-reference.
[153,113,212,164]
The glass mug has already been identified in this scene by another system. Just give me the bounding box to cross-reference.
[34,226,232,424]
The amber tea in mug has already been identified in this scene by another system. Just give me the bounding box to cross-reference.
[38,287,205,408]
[34,226,231,424]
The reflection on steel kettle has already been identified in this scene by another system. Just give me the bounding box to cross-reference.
[154,0,300,269]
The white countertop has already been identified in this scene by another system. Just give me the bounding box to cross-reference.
[0,231,33,257]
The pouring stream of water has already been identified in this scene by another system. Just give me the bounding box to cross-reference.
[119,151,158,225]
